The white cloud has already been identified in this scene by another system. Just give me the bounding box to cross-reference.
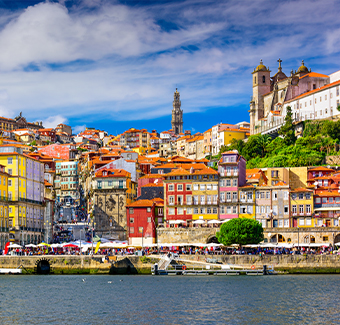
[0,0,338,130]
[43,115,68,128]
[73,124,86,134]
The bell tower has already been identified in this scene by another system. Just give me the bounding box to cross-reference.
[249,60,271,134]
[171,88,183,134]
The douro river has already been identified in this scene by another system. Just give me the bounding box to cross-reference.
[0,275,339,324]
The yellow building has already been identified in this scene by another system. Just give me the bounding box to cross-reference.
[132,146,147,155]
[0,147,45,245]
[290,188,314,227]
[192,168,219,220]
[0,164,9,248]
[238,185,256,219]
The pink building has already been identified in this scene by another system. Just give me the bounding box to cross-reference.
[218,151,246,220]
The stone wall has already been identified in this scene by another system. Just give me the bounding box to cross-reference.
[94,189,127,240]
[326,155,340,165]
[157,228,218,244]
[157,227,340,245]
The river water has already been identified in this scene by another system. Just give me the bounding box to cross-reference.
[0,274,339,324]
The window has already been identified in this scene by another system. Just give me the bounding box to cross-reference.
[232,192,237,200]
[193,184,199,191]
[284,191,288,200]
[7,157,13,164]
[306,205,311,213]
[177,184,183,191]
[305,193,311,200]
[168,196,174,205]
[8,179,12,186]
[186,208,192,214]
[8,169,12,175]
[240,206,246,214]
[207,195,212,204]
[186,184,192,191]
[130,218,134,223]
[207,207,212,214]
[147,217,151,222]
[323,236,328,242]
[226,179,231,186]
[292,205,297,213]
[200,184,205,190]
[299,218,304,226]
[232,179,237,186]
[130,227,134,233]
[168,184,174,191]
[284,219,289,227]
[168,208,174,215]
[226,192,231,200]
[284,206,289,214]
[147,207,151,212]
[97,181,102,188]
[186,195,192,204]
[194,207,199,214]
[200,195,205,204]
[213,207,217,214]
[262,75,265,83]
[299,205,304,214]
[206,184,212,190]
[266,191,270,199]
[306,218,312,226]
[315,198,321,204]
[200,208,205,214]
[298,193,304,200]
[108,181,113,187]
[272,191,277,200]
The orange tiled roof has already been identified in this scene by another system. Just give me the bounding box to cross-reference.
[140,183,163,187]
[95,168,131,178]
[299,72,329,79]
[127,199,154,207]
[308,166,334,172]
[290,187,313,193]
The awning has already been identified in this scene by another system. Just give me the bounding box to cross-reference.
[314,207,340,211]
[293,243,330,247]
[169,220,185,224]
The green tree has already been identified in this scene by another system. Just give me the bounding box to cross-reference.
[216,218,264,246]
[256,134,272,157]
[279,106,296,145]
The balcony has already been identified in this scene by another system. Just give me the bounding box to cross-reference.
[247,199,253,203]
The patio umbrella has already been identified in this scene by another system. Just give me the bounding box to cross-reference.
[25,244,37,248]
[192,220,205,224]
[207,220,221,224]
[37,243,51,247]
[63,243,79,248]
[8,243,22,248]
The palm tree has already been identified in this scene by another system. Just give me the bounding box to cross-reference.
[257,134,272,157]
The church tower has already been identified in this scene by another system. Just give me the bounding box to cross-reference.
[171,88,183,134]
[249,60,271,135]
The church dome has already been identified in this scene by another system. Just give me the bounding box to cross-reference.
[297,60,309,73]
[255,60,268,72]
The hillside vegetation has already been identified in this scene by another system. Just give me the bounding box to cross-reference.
[222,107,340,168]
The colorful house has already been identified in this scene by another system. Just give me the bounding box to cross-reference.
[218,151,246,220]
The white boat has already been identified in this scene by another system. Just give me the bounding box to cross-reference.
[0,268,22,274]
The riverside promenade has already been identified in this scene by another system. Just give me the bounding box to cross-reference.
[1,254,340,274]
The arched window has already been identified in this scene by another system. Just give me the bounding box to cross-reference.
[303,236,309,243]
[263,75,266,83]
[254,76,256,84]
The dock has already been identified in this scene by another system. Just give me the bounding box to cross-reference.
[152,255,276,276]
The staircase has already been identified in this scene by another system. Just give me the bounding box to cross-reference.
[158,256,172,270]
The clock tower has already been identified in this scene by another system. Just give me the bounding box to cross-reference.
[171,88,183,134]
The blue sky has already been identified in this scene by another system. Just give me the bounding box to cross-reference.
[0,0,339,135]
